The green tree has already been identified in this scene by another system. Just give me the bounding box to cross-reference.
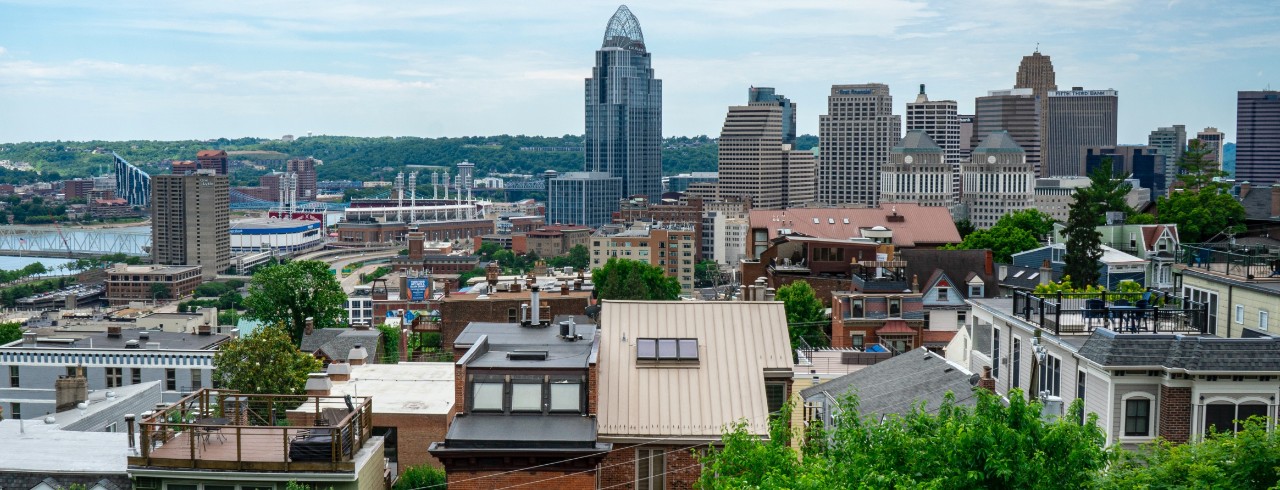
[243,260,348,346]
[218,291,243,311]
[954,218,976,239]
[1157,185,1246,243]
[1125,213,1157,225]
[476,241,501,260]
[775,281,829,348]
[564,244,589,270]
[1104,417,1278,489]
[394,464,447,490]
[149,282,171,300]
[996,208,1057,239]
[1062,164,1131,288]
[698,390,1112,489]
[1173,139,1227,192]
[946,226,1040,263]
[212,323,323,395]
[591,257,680,300]
[457,267,486,288]
[694,260,719,288]
[0,321,22,345]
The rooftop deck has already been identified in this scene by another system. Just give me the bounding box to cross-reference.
[1180,243,1280,282]
[128,388,373,473]
[1009,290,1208,337]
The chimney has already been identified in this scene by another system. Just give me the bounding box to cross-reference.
[1239,181,1252,197]
[22,331,38,347]
[304,372,332,396]
[1039,259,1053,286]
[561,281,570,296]
[348,344,368,366]
[978,366,996,392]
[1271,184,1280,218]
[327,361,352,382]
[400,328,409,362]
[197,324,212,336]
[984,250,994,276]
[407,231,425,261]
[125,414,136,450]
[55,372,88,412]
[999,265,1008,281]
[574,278,583,291]
[107,325,122,338]
[764,288,776,301]
[485,261,500,284]
[530,285,542,325]
[911,274,920,293]
[304,317,315,336]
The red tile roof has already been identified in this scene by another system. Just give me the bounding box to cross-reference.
[749,204,960,247]
[876,320,916,334]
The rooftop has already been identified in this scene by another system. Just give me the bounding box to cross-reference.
[0,420,128,474]
[801,348,979,417]
[107,264,202,275]
[602,5,645,50]
[8,328,228,351]
[749,204,961,247]
[326,362,454,415]
[985,291,1209,341]
[299,327,382,362]
[891,130,943,153]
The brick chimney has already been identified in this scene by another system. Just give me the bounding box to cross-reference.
[348,344,368,366]
[55,367,88,412]
[326,361,351,382]
[304,372,332,396]
[304,317,315,336]
[1040,260,1053,286]
[407,232,425,261]
[978,366,996,393]
[561,281,570,296]
[485,261,500,284]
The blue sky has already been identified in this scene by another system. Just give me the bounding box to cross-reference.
[0,0,1275,143]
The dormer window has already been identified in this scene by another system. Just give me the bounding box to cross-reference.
[969,285,984,297]
[637,338,698,362]
[936,287,949,300]
[472,381,504,412]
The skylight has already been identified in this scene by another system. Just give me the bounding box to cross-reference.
[637,338,698,361]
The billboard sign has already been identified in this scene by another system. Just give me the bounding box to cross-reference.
[408,278,429,301]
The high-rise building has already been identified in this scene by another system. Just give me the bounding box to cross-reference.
[286,157,319,200]
[748,87,796,145]
[818,83,900,206]
[1084,145,1166,200]
[961,132,1034,229]
[971,88,1040,176]
[1194,127,1226,171]
[958,114,975,162]
[1235,90,1280,184]
[1015,48,1056,173]
[717,88,814,209]
[151,170,230,280]
[584,5,662,203]
[1045,88,1118,177]
[881,130,955,213]
[546,171,623,228]
[196,150,229,175]
[1148,125,1186,192]
[906,84,961,164]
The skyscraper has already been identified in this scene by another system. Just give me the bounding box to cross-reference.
[1045,88,1118,177]
[151,170,230,279]
[1194,127,1226,170]
[881,130,954,213]
[717,88,813,209]
[546,171,622,228]
[1236,90,1280,184]
[1015,48,1056,174]
[584,5,662,202]
[1148,125,1186,192]
[286,157,319,200]
[818,83,900,206]
[972,88,1040,176]
[906,85,960,164]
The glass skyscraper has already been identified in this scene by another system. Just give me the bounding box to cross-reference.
[584,5,662,202]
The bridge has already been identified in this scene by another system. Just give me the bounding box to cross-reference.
[0,225,150,259]
[229,189,348,211]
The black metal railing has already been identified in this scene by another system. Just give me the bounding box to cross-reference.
[1180,243,1280,280]
[1012,290,1207,336]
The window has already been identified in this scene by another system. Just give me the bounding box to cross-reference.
[637,339,657,359]
[851,334,865,349]
[511,383,543,412]
[1038,355,1061,396]
[766,381,787,414]
[636,448,666,490]
[165,369,176,391]
[1204,401,1268,435]
[105,367,123,388]
[957,310,967,326]
[9,402,19,420]
[969,284,984,297]
[1124,398,1151,436]
[936,287,949,300]
[1011,338,1021,389]
[472,382,504,411]
[191,369,202,390]
[992,327,1000,379]
[638,338,698,361]
[889,298,901,317]
[1261,311,1270,331]
[9,365,18,387]
[1236,305,1245,324]
[549,381,581,412]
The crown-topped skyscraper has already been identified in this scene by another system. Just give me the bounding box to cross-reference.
[1015,48,1057,177]
[584,5,663,202]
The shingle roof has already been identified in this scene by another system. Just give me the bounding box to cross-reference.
[300,328,382,363]
[892,130,943,153]
[800,348,978,416]
[597,301,793,439]
[1077,329,1280,371]
[750,204,961,247]
[902,249,997,298]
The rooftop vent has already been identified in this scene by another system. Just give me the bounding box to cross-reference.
[107,325,122,338]
[125,339,140,349]
[138,331,150,341]
[508,350,549,361]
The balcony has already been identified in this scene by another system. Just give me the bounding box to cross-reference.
[129,388,374,473]
[1011,290,1208,337]
[1179,243,1280,281]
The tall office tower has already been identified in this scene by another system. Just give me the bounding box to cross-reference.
[782,148,816,207]
[546,171,623,228]
[1015,48,1057,170]
[1236,90,1280,184]
[818,83,900,206]
[584,5,662,202]
[285,157,319,200]
[196,150,229,175]
[906,84,961,164]
[972,88,1040,176]
[1084,145,1166,199]
[719,104,785,209]
[961,132,1035,229]
[151,170,230,279]
[748,86,796,145]
[1194,127,1226,170]
[881,130,955,213]
[1148,125,1186,192]
[1045,88,1118,177]
[958,114,975,162]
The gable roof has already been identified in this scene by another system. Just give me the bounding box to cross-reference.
[1140,224,1179,251]
[800,348,978,416]
[749,204,961,247]
[901,248,997,298]
[597,301,792,439]
[300,328,382,363]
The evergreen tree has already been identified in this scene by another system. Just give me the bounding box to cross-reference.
[1062,163,1131,288]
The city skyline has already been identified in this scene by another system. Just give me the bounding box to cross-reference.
[1,1,1277,144]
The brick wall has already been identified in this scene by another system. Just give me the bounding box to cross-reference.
[1159,385,1192,443]
[439,296,590,349]
[599,443,705,490]
[378,412,448,472]
[446,469,596,490]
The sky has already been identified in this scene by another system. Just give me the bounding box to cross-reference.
[0,0,1276,144]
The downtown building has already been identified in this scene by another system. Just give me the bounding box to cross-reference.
[1195,127,1226,171]
[971,88,1041,177]
[961,132,1035,229]
[151,170,230,279]
[906,84,961,202]
[1014,49,1057,176]
[880,130,955,214]
[1045,88,1118,177]
[1235,90,1280,184]
[818,83,901,206]
[1149,124,1186,193]
[717,87,815,209]
[545,171,622,228]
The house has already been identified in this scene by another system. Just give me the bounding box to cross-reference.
[595,301,794,489]
[1012,242,1148,290]
[1051,222,1181,290]
[744,204,962,261]
[429,313,609,488]
[299,326,383,365]
[1175,242,1280,338]
[802,348,982,429]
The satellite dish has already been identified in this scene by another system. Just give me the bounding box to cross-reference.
[968,373,981,386]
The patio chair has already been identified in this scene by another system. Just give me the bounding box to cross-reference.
[1083,299,1106,329]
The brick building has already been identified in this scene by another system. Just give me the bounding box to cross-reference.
[89,198,141,219]
[195,149,229,175]
[591,223,699,292]
[438,280,591,350]
[525,225,593,258]
[61,178,95,200]
[104,264,203,306]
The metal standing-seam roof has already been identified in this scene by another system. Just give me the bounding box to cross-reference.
[597,301,793,440]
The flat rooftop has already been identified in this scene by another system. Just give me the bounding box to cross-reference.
[108,264,201,274]
[324,363,454,415]
[14,328,229,350]
[0,420,128,474]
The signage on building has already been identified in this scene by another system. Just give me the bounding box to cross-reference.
[408,278,429,301]
[1048,90,1118,97]
[268,211,324,222]
[837,89,874,95]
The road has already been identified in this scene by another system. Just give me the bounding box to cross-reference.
[322,250,401,293]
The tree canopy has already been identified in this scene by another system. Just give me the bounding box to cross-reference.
[945,209,1055,263]
[591,257,680,301]
[211,323,323,396]
[1157,186,1246,243]
[1172,139,1227,192]
[775,281,829,348]
[0,322,22,345]
[1062,164,1131,287]
[243,260,348,346]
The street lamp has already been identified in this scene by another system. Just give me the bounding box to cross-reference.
[1029,330,1048,401]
